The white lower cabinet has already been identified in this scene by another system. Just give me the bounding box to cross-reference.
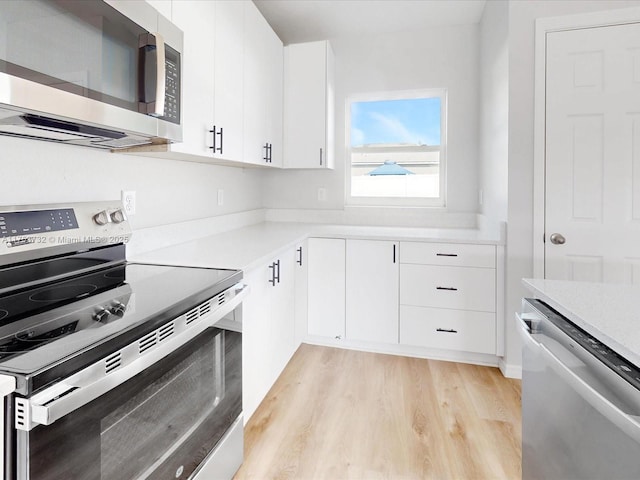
[305,238,500,358]
[399,241,498,355]
[400,264,495,312]
[345,239,399,344]
[242,248,297,423]
[399,306,496,355]
[307,238,345,339]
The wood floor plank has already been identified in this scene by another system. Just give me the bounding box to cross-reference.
[234,344,522,480]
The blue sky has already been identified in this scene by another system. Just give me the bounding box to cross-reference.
[350,97,441,147]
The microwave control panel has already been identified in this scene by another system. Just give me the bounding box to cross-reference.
[163,46,180,124]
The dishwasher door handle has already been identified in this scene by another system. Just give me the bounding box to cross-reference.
[537,339,640,444]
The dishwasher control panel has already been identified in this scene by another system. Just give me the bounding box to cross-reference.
[525,298,640,391]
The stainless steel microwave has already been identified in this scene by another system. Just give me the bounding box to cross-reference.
[0,0,183,149]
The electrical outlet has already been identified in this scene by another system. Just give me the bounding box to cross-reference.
[121,190,136,215]
[317,187,327,202]
[217,189,224,206]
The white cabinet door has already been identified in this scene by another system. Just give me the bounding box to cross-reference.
[345,239,399,344]
[212,0,244,163]
[242,249,297,423]
[242,265,272,423]
[283,40,334,169]
[242,1,268,166]
[269,251,296,382]
[307,238,345,339]
[293,242,307,346]
[265,26,284,167]
[170,0,215,157]
[242,2,283,167]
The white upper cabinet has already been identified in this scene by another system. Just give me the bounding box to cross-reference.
[212,0,244,163]
[283,40,335,169]
[134,0,283,167]
[145,0,171,20]
[169,0,215,158]
[242,1,283,167]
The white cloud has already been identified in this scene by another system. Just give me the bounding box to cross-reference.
[368,112,425,145]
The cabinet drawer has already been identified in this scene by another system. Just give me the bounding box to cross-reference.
[399,305,496,354]
[400,264,495,312]
[400,242,495,268]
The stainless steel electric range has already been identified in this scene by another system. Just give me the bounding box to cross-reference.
[0,201,246,480]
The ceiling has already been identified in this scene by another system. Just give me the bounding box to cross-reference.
[253,0,487,45]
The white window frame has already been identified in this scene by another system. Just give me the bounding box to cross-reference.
[346,88,447,207]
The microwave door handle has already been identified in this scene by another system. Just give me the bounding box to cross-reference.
[153,33,166,116]
[139,32,166,116]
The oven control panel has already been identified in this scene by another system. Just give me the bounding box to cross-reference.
[0,208,78,239]
[0,201,132,263]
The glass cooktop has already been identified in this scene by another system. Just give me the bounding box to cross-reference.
[0,262,240,377]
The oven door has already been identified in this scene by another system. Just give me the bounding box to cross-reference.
[5,278,247,480]
[10,325,241,480]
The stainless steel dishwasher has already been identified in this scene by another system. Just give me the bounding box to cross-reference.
[517,298,640,480]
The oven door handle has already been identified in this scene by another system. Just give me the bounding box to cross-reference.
[18,283,249,431]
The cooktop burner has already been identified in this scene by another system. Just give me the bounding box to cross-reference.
[29,284,98,302]
[0,264,126,326]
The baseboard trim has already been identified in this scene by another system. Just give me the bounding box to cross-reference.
[302,337,501,369]
[499,358,522,379]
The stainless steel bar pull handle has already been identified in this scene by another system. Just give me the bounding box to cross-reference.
[436,253,458,257]
[296,247,303,266]
[320,148,323,166]
[436,287,458,291]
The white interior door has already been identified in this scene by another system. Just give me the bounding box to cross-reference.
[545,22,640,283]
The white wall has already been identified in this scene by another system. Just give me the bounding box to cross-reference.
[479,0,509,224]
[0,135,263,230]
[262,24,481,225]
[504,0,640,374]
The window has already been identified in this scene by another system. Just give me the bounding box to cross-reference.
[347,90,446,206]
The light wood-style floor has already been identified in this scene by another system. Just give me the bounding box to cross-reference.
[234,344,522,480]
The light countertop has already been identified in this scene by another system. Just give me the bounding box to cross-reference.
[130,221,502,272]
[523,278,640,367]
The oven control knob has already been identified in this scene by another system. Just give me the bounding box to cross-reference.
[93,210,111,226]
[93,308,112,323]
[110,209,127,224]
[110,302,127,317]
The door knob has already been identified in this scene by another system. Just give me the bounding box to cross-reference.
[549,233,566,245]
